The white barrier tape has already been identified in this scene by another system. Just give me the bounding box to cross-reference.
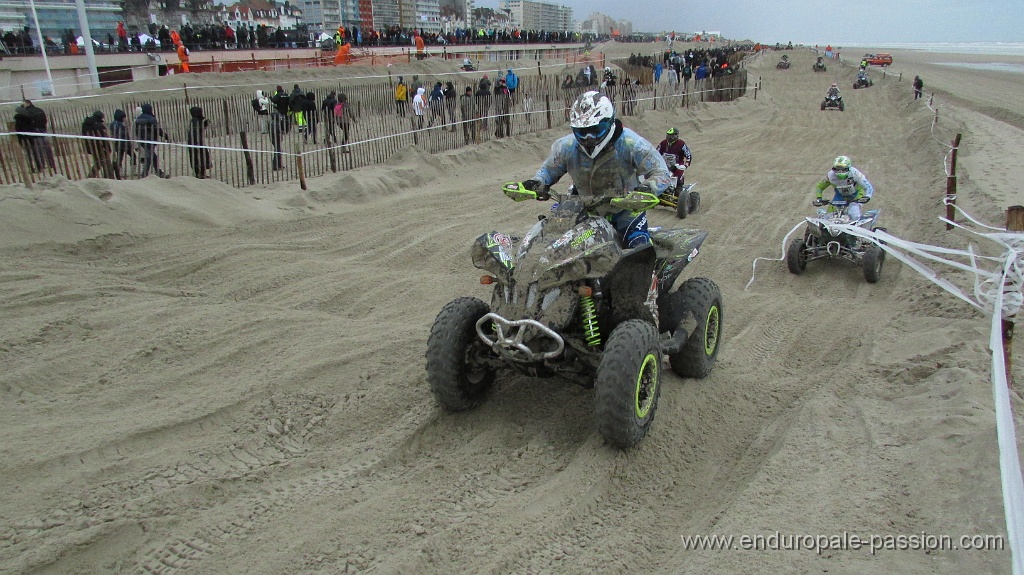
[1,131,287,157]
[743,220,805,290]
[990,254,1024,575]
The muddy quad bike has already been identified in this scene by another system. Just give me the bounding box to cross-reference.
[655,153,699,219]
[426,185,723,448]
[776,56,790,69]
[853,74,873,89]
[786,198,886,283]
[821,94,845,111]
[813,58,827,72]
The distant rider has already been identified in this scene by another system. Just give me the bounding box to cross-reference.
[656,127,692,185]
[522,90,671,248]
[827,82,841,99]
[814,155,874,220]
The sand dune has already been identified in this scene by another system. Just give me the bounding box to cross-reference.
[1,43,1021,574]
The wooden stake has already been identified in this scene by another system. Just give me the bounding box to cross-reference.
[946,133,961,230]
[239,130,255,185]
[1003,205,1024,388]
[295,145,307,190]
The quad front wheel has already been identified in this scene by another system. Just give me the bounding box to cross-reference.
[675,188,690,219]
[786,238,807,274]
[863,244,884,283]
[426,297,497,411]
[595,320,662,448]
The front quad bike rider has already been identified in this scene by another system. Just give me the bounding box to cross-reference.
[827,82,841,100]
[814,155,874,220]
[524,90,671,248]
[657,127,692,186]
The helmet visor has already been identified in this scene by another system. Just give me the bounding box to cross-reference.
[573,118,613,142]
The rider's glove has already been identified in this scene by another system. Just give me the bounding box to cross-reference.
[812,198,827,207]
[855,196,870,203]
[634,181,656,194]
[522,179,550,201]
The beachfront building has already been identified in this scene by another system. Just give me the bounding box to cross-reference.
[414,0,441,32]
[0,0,122,45]
[221,2,282,30]
[576,12,630,36]
[498,0,571,32]
[371,0,416,29]
[438,0,473,26]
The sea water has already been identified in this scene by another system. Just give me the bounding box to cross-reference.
[842,42,1024,74]
[840,42,1024,57]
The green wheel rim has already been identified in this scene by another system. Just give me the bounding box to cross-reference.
[704,306,721,356]
[634,353,659,418]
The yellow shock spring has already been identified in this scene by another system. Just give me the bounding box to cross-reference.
[580,295,601,346]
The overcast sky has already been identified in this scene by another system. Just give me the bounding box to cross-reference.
[524,0,1020,45]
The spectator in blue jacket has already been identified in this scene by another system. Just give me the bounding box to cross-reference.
[505,68,519,101]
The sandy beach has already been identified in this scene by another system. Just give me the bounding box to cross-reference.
[1,41,1022,574]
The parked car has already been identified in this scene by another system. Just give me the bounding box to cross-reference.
[863,53,893,67]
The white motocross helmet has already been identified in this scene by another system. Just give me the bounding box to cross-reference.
[569,90,616,159]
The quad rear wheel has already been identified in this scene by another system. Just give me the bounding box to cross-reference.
[662,278,723,379]
[595,320,662,448]
[426,297,497,411]
[688,191,701,214]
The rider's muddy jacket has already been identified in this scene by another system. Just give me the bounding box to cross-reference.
[827,87,841,98]
[815,166,874,201]
[533,121,671,215]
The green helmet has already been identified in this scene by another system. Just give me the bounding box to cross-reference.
[666,127,679,142]
[832,155,852,178]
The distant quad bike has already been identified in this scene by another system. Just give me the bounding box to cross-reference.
[813,57,827,72]
[426,184,724,448]
[786,199,886,283]
[821,94,845,111]
[853,74,873,89]
[776,55,790,69]
[655,153,699,219]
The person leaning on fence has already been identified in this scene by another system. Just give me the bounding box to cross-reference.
[334,93,355,151]
[270,85,291,134]
[253,90,271,134]
[289,84,306,132]
[109,108,134,179]
[444,81,457,130]
[474,83,491,132]
[302,92,318,144]
[395,76,408,116]
[321,90,338,143]
[459,86,478,145]
[187,106,211,179]
[13,100,55,173]
[412,86,427,130]
[493,78,512,139]
[81,110,114,179]
[427,82,444,128]
[134,103,170,179]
